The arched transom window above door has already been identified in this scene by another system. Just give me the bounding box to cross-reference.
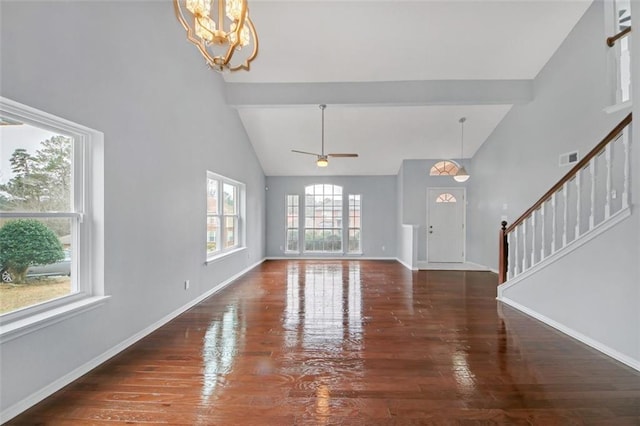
[436,193,457,203]
[429,161,459,176]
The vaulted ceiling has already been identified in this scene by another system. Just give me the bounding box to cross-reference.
[221,0,592,176]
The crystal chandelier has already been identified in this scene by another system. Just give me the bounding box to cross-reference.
[174,0,258,72]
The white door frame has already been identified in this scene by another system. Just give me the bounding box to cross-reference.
[426,187,467,263]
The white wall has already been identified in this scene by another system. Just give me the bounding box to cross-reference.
[264,175,397,258]
[486,1,640,366]
[0,0,265,416]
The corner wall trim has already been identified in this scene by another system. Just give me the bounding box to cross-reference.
[0,258,266,424]
[498,296,640,373]
[396,258,418,271]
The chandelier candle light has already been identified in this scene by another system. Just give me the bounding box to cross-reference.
[454,117,470,182]
[174,0,258,72]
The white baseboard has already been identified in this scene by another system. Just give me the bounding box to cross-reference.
[498,296,640,372]
[265,256,397,261]
[417,261,493,271]
[0,258,266,424]
[396,258,418,271]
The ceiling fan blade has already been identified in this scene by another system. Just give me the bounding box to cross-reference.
[292,149,321,156]
[327,153,359,158]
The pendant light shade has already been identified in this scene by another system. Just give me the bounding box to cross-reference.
[454,166,470,182]
[453,117,470,182]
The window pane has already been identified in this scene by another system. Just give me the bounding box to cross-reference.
[224,216,237,249]
[223,183,236,215]
[0,122,73,213]
[303,184,343,253]
[207,178,219,215]
[286,229,298,252]
[349,230,361,252]
[348,194,361,253]
[0,217,75,314]
[207,216,220,254]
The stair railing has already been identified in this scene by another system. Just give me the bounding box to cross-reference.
[499,113,632,283]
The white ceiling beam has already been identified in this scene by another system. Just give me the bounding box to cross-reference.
[224,80,533,108]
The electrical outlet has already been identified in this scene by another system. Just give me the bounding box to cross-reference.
[184,280,190,290]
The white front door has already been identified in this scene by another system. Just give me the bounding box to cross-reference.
[427,188,465,263]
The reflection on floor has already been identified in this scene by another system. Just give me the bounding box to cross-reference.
[8,260,640,425]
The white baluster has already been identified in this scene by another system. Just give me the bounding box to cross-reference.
[551,193,557,253]
[513,226,519,276]
[562,182,569,247]
[605,143,612,219]
[540,204,546,262]
[507,231,514,280]
[522,218,527,273]
[622,129,630,210]
[589,157,596,230]
[531,212,536,266]
[575,171,581,238]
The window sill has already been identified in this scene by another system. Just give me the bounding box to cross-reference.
[0,295,110,343]
[603,100,632,114]
[206,246,246,265]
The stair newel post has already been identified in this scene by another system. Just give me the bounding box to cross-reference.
[498,221,508,284]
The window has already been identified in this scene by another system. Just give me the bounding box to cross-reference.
[304,184,342,253]
[0,97,105,338]
[606,0,632,106]
[430,161,459,176]
[206,171,244,260]
[285,195,299,252]
[348,194,362,253]
[436,193,457,203]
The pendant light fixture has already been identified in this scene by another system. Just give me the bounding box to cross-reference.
[453,117,470,182]
[174,0,258,72]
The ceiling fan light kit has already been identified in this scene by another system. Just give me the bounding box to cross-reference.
[292,104,359,168]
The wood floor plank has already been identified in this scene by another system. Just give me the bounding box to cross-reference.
[7,260,640,424]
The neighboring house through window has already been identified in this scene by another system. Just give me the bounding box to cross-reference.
[304,184,342,253]
[285,185,363,255]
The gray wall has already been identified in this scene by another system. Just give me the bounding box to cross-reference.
[478,0,640,365]
[0,0,265,414]
[399,159,471,262]
[265,176,396,258]
[467,1,631,269]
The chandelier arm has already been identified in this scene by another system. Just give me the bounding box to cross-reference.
[227,18,258,71]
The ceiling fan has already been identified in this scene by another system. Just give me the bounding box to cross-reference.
[291,104,359,167]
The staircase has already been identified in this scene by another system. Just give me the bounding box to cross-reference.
[495,113,637,371]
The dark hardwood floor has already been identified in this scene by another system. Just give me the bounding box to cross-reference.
[8,260,640,425]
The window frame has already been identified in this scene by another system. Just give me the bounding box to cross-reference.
[604,0,632,111]
[303,184,343,254]
[347,194,362,254]
[0,97,106,343]
[285,194,300,253]
[206,171,245,262]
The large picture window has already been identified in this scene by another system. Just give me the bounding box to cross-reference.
[207,172,244,260]
[0,97,104,336]
[304,184,342,253]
